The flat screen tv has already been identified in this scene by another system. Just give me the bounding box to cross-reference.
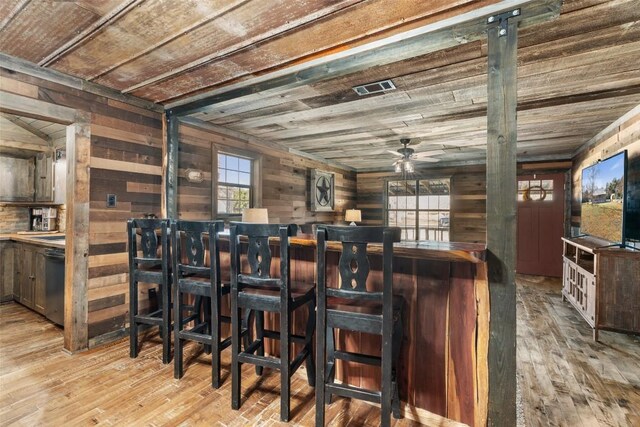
[580,151,627,243]
[625,151,640,244]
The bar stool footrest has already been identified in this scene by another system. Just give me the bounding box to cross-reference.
[179,329,212,345]
[325,383,381,404]
[238,353,280,370]
[290,348,310,374]
[134,311,163,326]
[334,350,381,366]
[261,330,307,344]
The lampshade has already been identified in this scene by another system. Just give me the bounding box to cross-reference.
[242,208,269,223]
[345,209,361,225]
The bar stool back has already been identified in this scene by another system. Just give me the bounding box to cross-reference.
[171,220,230,388]
[229,222,316,422]
[315,225,404,427]
[127,218,172,363]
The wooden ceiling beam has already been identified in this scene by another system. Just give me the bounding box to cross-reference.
[0,53,163,112]
[167,0,561,117]
[0,0,30,32]
[0,113,51,143]
[121,0,364,94]
[0,139,53,153]
[0,90,76,123]
[38,0,142,67]
[87,0,251,81]
[178,116,355,172]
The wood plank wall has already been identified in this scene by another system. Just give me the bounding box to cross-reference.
[357,165,487,243]
[177,123,357,224]
[0,205,29,233]
[0,68,164,346]
[357,160,573,243]
[88,107,163,342]
[571,109,640,230]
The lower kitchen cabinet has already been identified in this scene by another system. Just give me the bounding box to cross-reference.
[0,241,15,302]
[7,243,47,315]
[19,246,36,310]
[34,249,46,314]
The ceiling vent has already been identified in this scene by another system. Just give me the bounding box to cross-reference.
[352,79,396,96]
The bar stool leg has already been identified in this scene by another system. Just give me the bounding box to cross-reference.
[211,293,221,388]
[381,318,392,427]
[304,299,316,386]
[161,282,171,364]
[129,278,138,358]
[392,307,403,419]
[255,310,264,376]
[203,297,212,355]
[231,290,242,410]
[326,325,336,403]
[242,309,252,359]
[316,302,326,426]
[174,287,184,379]
[280,307,291,422]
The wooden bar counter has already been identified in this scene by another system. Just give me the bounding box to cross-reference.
[218,234,488,426]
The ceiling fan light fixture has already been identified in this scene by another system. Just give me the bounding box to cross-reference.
[404,160,414,173]
[392,138,418,174]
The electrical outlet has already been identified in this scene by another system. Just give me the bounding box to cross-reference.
[107,194,117,208]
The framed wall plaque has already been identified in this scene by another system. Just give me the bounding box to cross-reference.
[310,169,335,211]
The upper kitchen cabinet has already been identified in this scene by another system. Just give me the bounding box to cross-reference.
[35,153,53,202]
[0,156,35,201]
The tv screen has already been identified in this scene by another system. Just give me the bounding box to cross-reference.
[625,152,640,243]
[581,151,627,243]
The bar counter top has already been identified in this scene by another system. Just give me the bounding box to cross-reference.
[293,235,486,263]
[221,232,486,264]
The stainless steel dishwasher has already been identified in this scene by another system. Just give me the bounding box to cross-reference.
[44,248,65,327]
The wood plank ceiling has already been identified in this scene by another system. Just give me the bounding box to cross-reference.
[0,114,66,158]
[1,0,638,170]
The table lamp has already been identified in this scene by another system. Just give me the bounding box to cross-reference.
[242,208,269,223]
[345,209,361,226]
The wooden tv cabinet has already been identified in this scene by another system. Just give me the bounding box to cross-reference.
[561,237,640,341]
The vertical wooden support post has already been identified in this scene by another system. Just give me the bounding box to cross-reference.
[64,114,90,353]
[162,112,178,219]
[486,16,518,427]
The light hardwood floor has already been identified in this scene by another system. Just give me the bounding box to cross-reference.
[517,274,640,427]
[1,276,638,426]
[0,303,430,427]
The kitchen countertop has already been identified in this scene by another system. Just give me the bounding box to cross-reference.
[0,232,66,249]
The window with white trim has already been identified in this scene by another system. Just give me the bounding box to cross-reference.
[386,178,451,241]
[217,153,252,215]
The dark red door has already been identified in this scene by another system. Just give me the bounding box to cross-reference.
[517,173,565,277]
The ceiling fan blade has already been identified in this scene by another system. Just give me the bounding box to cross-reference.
[386,150,403,157]
[413,149,445,158]
[413,157,441,163]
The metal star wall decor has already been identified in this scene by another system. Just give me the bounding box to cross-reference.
[310,169,335,211]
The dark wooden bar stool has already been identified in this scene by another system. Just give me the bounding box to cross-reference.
[315,225,404,427]
[229,223,316,422]
[127,218,172,364]
[171,220,231,388]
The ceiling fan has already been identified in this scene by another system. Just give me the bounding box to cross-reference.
[388,138,443,173]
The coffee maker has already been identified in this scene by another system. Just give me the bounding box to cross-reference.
[30,207,58,231]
